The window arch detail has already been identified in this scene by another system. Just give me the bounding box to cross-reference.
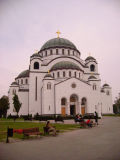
[34,62,39,69]
[90,64,95,72]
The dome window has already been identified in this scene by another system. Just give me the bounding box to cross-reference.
[62,49,64,55]
[21,79,23,84]
[26,79,28,84]
[57,72,60,78]
[90,64,95,72]
[45,51,47,56]
[50,49,53,55]
[34,62,39,69]
[69,71,71,77]
[56,49,58,55]
[63,71,65,77]
[68,50,70,55]
[74,72,76,78]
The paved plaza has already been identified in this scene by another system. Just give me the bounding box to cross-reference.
[0,117,120,160]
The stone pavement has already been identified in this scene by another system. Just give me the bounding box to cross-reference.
[0,117,120,160]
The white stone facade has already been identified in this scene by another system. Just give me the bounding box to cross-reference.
[8,37,113,117]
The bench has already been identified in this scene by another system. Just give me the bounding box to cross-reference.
[23,127,43,137]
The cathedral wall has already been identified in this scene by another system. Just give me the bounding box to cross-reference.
[42,80,55,114]
[101,91,113,114]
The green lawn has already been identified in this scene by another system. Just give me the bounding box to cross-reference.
[0,121,80,142]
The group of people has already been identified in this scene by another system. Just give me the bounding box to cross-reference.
[45,111,99,135]
[75,111,99,127]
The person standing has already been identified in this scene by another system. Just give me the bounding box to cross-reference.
[94,111,98,125]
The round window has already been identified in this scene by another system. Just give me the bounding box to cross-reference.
[71,83,76,88]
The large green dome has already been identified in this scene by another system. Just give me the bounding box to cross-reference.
[40,38,77,51]
[50,61,81,71]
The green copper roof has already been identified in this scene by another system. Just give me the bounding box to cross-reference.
[85,56,96,61]
[103,83,109,87]
[16,70,29,79]
[44,73,53,78]
[31,53,41,58]
[40,38,77,51]
[88,76,97,80]
[50,61,80,71]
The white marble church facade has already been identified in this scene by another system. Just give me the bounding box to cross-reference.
[8,35,113,117]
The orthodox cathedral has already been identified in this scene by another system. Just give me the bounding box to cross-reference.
[8,32,113,117]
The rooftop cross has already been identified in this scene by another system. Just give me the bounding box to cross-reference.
[56,30,61,38]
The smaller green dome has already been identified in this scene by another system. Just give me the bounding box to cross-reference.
[31,53,41,58]
[11,82,18,85]
[85,56,96,61]
[16,70,29,79]
[40,38,77,51]
[103,83,109,87]
[88,76,97,80]
[44,73,53,78]
[50,61,80,71]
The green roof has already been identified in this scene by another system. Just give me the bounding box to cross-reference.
[50,61,80,71]
[16,70,29,79]
[85,56,96,61]
[31,53,41,58]
[40,38,77,51]
[88,76,97,80]
[103,83,109,87]
[44,73,53,78]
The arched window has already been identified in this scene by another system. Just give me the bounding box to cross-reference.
[47,82,51,90]
[73,51,74,56]
[12,89,16,95]
[50,49,53,55]
[90,64,95,72]
[56,49,58,55]
[21,79,23,84]
[34,62,39,69]
[57,72,60,78]
[69,71,71,77]
[68,50,70,55]
[26,79,28,84]
[45,51,47,56]
[79,72,80,78]
[63,71,65,77]
[61,98,66,105]
[62,49,64,55]
[74,72,76,77]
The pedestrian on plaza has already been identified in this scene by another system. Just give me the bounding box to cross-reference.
[94,111,98,125]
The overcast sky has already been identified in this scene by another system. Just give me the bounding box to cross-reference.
[0,0,120,102]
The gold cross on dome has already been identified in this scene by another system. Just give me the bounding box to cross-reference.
[56,30,61,38]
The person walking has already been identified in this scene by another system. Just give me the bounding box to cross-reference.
[94,111,98,125]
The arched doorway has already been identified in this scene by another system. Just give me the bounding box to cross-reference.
[70,94,78,115]
[81,97,87,115]
[61,98,67,115]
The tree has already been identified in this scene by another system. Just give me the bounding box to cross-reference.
[13,94,22,116]
[114,93,120,114]
[0,95,9,118]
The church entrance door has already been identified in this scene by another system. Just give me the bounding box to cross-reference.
[70,105,76,115]
[81,107,85,115]
[61,107,66,115]
[70,94,78,116]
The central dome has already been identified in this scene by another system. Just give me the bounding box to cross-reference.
[40,38,77,51]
